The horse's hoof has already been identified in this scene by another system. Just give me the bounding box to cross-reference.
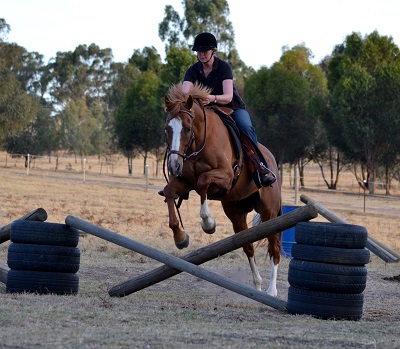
[267,288,278,297]
[203,226,216,235]
[201,218,216,234]
[175,234,190,249]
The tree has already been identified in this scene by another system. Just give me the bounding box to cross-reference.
[115,71,165,175]
[160,45,197,87]
[0,18,10,42]
[245,44,328,187]
[45,44,113,104]
[0,70,39,147]
[158,0,250,89]
[57,97,107,160]
[4,101,56,163]
[327,31,400,194]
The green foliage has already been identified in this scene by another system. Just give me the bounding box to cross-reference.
[245,44,328,166]
[57,97,107,156]
[327,31,400,191]
[4,101,56,156]
[45,44,113,103]
[114,71,165,157]
[0,70,39,146]
[128,47,162,74]
[161,45,197,87]
[0,18,10,41]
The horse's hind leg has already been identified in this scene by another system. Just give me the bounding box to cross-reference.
[221,202,262,291]
[266,234,280,297]
[259,213,281,297]
[243,243,263,291]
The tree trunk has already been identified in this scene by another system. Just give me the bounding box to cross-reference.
[143,151,147,176]
[128,156,132,176]
[385,164,390,195]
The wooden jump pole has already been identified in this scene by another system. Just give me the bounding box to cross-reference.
[65,213,319,312]
[300,194,400,263]
[0,208,48,244]
[107,204,318,298]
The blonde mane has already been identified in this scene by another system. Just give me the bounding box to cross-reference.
[166,83,212,113]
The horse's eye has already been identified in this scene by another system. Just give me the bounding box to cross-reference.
[185,126,192,133]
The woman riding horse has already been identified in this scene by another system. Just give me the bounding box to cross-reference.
[182,32,276,188]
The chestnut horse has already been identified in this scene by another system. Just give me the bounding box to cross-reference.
[161,83,282,296]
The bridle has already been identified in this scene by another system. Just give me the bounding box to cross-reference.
[165,105,207,162]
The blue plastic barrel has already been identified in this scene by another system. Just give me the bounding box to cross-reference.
[281,205,298,258]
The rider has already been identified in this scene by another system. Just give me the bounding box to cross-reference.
[182,32,276,187]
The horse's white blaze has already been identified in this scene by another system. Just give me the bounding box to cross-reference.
[248,256,262,291]
[200,200,216,232]
[168,118,182,170]
[266,256,278,297]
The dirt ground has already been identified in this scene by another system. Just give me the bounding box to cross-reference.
[0,167,400,348]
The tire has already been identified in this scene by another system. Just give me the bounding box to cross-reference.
[286,286,364,320]
[291,244,370,265]
[288,259,367,293]
[295,222,368,249]
[10,220,80,247]
[7,243,80,273]
[6,270,79,295]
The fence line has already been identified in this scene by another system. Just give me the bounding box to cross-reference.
[1,152,398,194]
[1,152,163,180]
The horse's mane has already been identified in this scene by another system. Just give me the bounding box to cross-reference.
[166,83,212,113]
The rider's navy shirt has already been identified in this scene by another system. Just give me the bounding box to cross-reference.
[183,56,246,110]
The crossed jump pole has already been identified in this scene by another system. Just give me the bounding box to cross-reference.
[66,204,318,312]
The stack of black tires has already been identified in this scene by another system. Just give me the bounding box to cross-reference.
[6,220,80,295]
[287,222,370,320]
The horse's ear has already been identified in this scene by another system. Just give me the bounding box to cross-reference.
[186,95,194,110]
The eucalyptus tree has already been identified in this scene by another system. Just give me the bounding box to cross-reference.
[44,44,113,157]
[158,0,249,88]
[4,102,56,162]
[0,30,40,147]
[0,18,10,41]
[327,31,400,194]
[114,47,165,174]
[245,44,328,187]
[114,70,165,175]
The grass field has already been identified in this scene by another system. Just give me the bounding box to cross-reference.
[1,156,400,349]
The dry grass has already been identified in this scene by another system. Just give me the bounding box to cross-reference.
[1,158,400,349]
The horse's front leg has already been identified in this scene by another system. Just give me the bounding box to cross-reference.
[162,181,190,249]
[199,198,216,234]
[197,170,232,234]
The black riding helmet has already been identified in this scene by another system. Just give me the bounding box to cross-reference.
[191,32,217,51]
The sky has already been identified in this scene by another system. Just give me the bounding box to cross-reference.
[2,0,399,70]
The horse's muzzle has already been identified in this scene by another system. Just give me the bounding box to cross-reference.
[168,158,182,176]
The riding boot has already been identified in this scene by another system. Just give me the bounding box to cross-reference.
[241,136,276,188]
[255,162,277,188]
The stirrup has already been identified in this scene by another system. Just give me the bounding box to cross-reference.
[256,165,277,188]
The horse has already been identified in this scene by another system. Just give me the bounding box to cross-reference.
[161,83,282,296]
